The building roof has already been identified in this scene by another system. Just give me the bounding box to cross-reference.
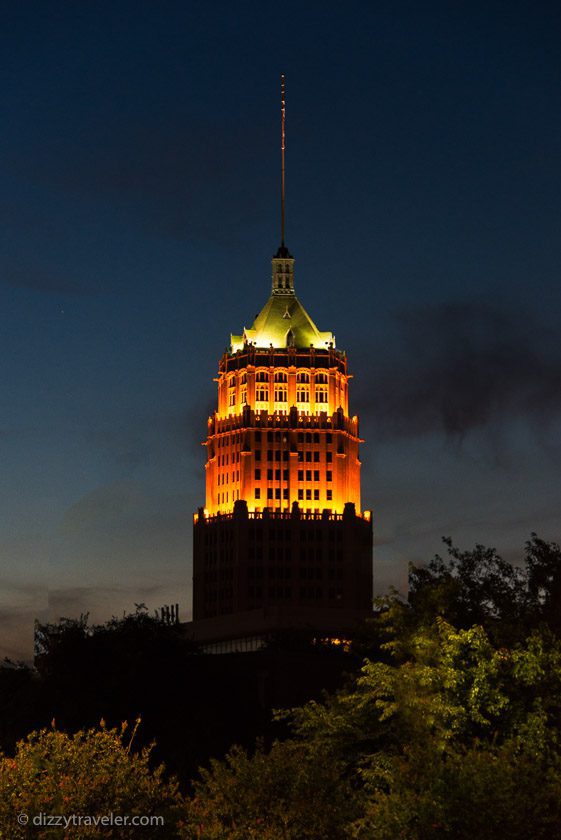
[232,294,335,352]
[231,292,335,352]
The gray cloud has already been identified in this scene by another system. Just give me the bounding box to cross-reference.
[355,301,561,440]
[1,263,97,296]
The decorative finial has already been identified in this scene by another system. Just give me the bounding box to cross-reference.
[281,73,286,247]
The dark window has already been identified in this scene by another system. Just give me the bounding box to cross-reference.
[275,450,281,461]
[305,433,312,443]
[326,452,333,463]
[314,489,319,500]
[255,431,261,442]
[306,489,312,500]
[298,470,304,481]
[298,451,303,461]
[298,432,304,442]
[267,469,273,480]
[267,431,273,442]
[326,489,332,501]
[305,452,312,462]
[275,488,281,499]
[267,450,273,460]
[313,433,320,443]
[254,469,261,480]
[326,471,332,481]
[314,470,319,481]
[255,488,261,499]
[275,469,281,480]
[313,451,320,462]
[267,488,273,499]
[283,489,289,499]
[298,489,304,500]
[255,450,261,461]
[306,470,312,481]
[326,433,332,443]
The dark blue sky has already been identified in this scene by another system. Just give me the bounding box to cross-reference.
[2,1,561,659]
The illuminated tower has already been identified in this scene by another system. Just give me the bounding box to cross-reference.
[191,78,372,650]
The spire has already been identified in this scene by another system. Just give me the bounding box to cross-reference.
[275,74,292,260]
[281,73,286,248]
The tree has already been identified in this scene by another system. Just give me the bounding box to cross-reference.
[0,721,183,839]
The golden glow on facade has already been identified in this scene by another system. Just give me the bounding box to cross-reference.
[203,253,364,519]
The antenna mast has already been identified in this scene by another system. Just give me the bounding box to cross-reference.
[281,73,286,247]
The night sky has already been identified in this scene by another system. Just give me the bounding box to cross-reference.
[2,1,561,660]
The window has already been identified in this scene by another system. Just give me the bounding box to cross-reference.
[283,489,289,499]
[256,387,269,402]
[240,389,247,404]
[228,393,235,406]
[316,388,328,403]
[283,470,289,481]
[275,387,288,402]
[267,469,273,480]
[313,433,320,443]
[306,470,312,481]
[274,371,287,383]
[255,450,261,461]
[326,433,332,443]
[298,489,303,500]
[275,450,281,461]
[256,370,268,382]
[313,451,319,462]
[255,488,261,499]
[314,490,319,500]
[298,451,303,461]
[297,372,310,383]
[240,373,247,385]
[267,488,273,499]
[297,388,309,402]
[267,431,273,442]
[326,471,332,482]
[316,372,328,384]
[314,470,319,481]
[306,489,312,500]
[326,451,333,463]
[275,469,281,480]
[298,470,304,481]
[326,490,332,501]
[255,431,261,442]
[305,452,312,462]
[267,450,273,460]
[275,488,281,499]
[254,469,261,480]
[297,432,304,442]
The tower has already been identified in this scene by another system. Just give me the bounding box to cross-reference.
[190,78,373,651]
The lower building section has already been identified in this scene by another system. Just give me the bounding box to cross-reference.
[191,499,373,645]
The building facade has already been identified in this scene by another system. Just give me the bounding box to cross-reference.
[190,243,373,650]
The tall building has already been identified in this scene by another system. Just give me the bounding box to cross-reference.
[189,79,373,652]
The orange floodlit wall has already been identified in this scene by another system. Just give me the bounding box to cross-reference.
[204,346,363,517]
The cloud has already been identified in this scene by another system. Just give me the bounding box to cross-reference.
[11,116,273,242]
[355,301,561,440]
[1,262,97,295]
